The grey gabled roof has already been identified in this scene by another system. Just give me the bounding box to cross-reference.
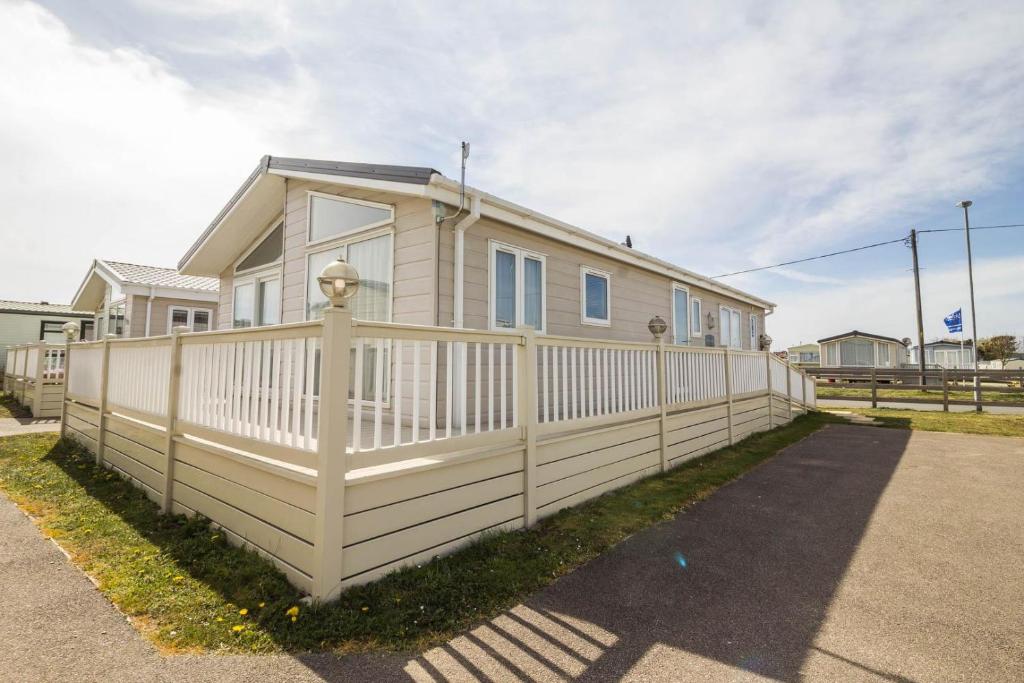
[102,261,219,291]
[817,330,904,344]
[0,300,92,316]
[177,155,438,270]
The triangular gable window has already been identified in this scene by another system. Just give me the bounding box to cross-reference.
[236,223,283,273]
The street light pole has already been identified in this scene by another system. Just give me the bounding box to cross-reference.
[957,200,981,411]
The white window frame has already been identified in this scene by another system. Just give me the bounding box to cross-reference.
[691,297,702,336]
[488,240,547,333]
[232,267,282,328]
[306,191,395,248]
[167,306,214,333]
[579,266,611,326]
[670,283,690,345]
[234,218,284,277]
[302,225,395,322]
[720,305,742,349]
[749,313,759,350]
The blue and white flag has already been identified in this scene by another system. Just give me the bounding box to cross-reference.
[944,309,963,333]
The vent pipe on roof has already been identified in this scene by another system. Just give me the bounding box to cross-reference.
[436,141,471,224]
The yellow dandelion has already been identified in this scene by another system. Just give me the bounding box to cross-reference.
[286,606,300,617]
[290,616,297,623]
[258,602,265,608]
[215,617,224,622]
[239,608,248,616]
[361,606,369,612]
[172,576,184,583]
[232,625,244,633]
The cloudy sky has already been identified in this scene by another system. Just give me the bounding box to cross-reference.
[2,0,1022,348]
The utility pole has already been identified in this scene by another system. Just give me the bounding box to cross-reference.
[909,229,927,385]
[957,200,981,411]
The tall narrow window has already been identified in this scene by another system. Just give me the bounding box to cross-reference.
[489,241,545,331]
[233,283,255,328]
[580,267,610,326]
[691,297,702,335]
[749,314,759,350]
[258,278,281,326]
[672,285,689,344]
[720,306,741,348]
[494,250,516,329]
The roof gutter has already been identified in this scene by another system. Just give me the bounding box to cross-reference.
[426,174,775,312]
[451,194,482,329]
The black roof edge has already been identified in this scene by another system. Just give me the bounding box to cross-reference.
[816,330,904,344]
[267,157,438,185]
[178,156,442,272]
[0,308,93,317]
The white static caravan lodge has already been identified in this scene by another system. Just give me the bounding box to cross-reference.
[59,155,817,601]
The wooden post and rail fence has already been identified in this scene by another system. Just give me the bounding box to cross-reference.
[49,314,815,601]
[806,366,1024,411]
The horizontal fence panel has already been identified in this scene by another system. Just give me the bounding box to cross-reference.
[108,343,171,418]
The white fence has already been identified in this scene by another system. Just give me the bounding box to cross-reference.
[60,314,816,601]
[3,342,67,417]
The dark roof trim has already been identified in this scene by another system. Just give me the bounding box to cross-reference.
[178,155,440,271]
[267,157,437,184]
[0,308,92,317]
[921,339,974,347]
[817,330,903,344]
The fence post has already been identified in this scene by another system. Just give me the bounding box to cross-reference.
[311,306,352,602]
[870,366,877,408]
[161,327,187,513]
[724,348,734,445]
[95,336,112,467]
[33,342,46,417]
[60,341,72,439]
[800,367,807,408]
[657,338,668,471]
[766,352,774,428]
[518,327,538,527]
[941,368,949,412]
[785,359,792,420]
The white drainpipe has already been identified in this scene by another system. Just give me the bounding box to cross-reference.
[452,194,482,329]
[144,286,156,337]
[451,194,481,429]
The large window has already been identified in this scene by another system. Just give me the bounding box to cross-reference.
[233,273,280,328]
[840,339,874,366]
[580,267,610,326]
[877,343,891,367]
[720,306,741,348]
[825,343,838,366]
[306,233,392,321]
[672,285,689,344]
[308,193,393,245]
[168,307,213,333]
[490,241,545,331]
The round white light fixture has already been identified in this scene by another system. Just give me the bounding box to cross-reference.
[61,321,80,341]
[317,258,360,308]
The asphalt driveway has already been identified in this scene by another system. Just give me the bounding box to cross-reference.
[2,424,1022,681]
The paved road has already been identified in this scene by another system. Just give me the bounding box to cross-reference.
[819,397,1024,414]
[2,424,1022,681]
[0,416,61,437]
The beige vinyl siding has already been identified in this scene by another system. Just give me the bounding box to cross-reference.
[128,295,218,337]
[275,180,435,325]
[439,216,767,348]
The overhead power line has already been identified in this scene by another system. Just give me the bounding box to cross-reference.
[713,223,1024,278]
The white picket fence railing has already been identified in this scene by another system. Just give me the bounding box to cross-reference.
[108,341,171,418]
[537,339,658,425]
[666,347,727,404]
[66,344,104,402]
[730,350,769,395]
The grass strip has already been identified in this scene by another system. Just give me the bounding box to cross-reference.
[840,407,1024,437]
[0,411,837,654]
